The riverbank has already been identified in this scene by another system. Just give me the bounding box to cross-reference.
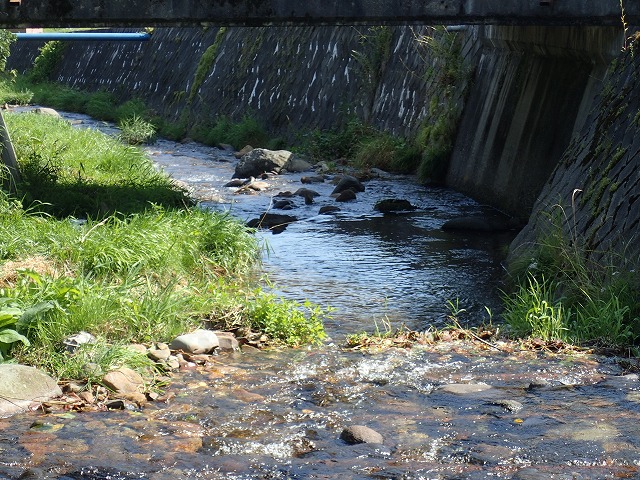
[0,109,330,401]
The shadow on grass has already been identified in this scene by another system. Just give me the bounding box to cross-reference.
[17,179,194,219]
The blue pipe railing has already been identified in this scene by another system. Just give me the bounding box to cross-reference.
[16,32,150,41]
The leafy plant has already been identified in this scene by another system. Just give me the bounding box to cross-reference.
[29,41,66,83]
[246,289,329,347]
[0,30,16,73]
[504,203,640,348]
[0,299,30,361]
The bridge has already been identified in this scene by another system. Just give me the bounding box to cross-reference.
[0,0,637,28]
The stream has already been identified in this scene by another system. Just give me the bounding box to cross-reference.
[1,111,639,479]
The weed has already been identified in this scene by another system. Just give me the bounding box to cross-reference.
[117,115,156,145]
[504,202,640,348]
[191,115,269,150]
[246,289,329,347]
[29,41,66,83]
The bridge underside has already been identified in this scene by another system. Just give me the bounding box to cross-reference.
[0,0,637,28]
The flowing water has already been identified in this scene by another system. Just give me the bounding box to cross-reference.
[1,111,639,479]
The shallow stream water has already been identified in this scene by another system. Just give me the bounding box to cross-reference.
[1,111,639,479]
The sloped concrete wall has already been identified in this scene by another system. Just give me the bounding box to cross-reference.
[9,26,467,139]
[509,38,640,269]
[446,26,623,218]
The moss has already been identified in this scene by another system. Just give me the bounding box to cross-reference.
[188,27,227,103]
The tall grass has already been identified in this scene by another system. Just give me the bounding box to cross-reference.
[503,204,639,349]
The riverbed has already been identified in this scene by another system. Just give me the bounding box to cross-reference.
[1,111,639,479]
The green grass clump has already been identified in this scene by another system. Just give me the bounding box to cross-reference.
[0,112,328,381]
[117,114,156,145]
[503,207,639,349]
[299,118,419,173]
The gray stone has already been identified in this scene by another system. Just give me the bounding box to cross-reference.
[284,157,313,173]
[234,145,253,159]
[102,367,145,394]
[301,175,325,184]
[213,331,240,352]
[62,331,96,353]
[490,399,523,413]
[439,383,493,395]
[0,364,62,417]
[148,346,172,362]
[169,329,220,354]
[233,148,293,178]
[273,199,295,210]
[340,425,384,445]
[247,213,297,233]
[335,189,357,202]
[319,206,340,214]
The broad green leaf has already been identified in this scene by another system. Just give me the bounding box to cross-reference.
[17,301,55,330]
[0,328,31,347]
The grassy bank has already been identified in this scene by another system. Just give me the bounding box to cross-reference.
[0,111,328,383]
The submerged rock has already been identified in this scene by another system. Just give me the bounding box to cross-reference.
[439,383,493,395]
[340,425,384,445]
[247,213,297,233]
[301,175,325,184]
[335,189,357,202]
[319,206,340,214]
[0,364,62,417]
[374,199,417,213]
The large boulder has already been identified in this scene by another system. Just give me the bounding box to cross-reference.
[331,175,365,195]
[233,149,293,178]
[0,364,62,417]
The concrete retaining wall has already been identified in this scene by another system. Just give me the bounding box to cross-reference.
[447,26,622,217]
[509,37,640,269]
